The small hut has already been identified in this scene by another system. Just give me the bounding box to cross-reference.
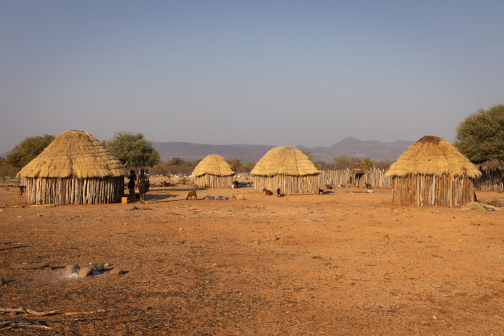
[386,135,481,207]
[251,146,320,194]
[192,154,235,188]
[17,130,128,205]
[350,163,365,186]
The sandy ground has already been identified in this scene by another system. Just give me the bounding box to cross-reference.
[0,182,503,335]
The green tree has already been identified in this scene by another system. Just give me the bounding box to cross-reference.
[333,155,360,169]
[103,131,160,168]
[454,104,504,164]
[314,161,326,170]
[167,157,186,166]
[6,134,55,169]
[361,156,375,170]
[152,161,168,175]
[302,151,315,162]
[375,160,391,170]
[240,162,256,173]
[227,158,242,172]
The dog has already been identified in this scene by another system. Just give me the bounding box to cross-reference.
[262,188,273,195]
[186,191,197,200]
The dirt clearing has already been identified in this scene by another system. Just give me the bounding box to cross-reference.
[1,185,503,335]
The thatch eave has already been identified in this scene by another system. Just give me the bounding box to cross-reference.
[192,154,235,177]
[251,146,320,177]
[17,130,128,179]
[385,136,481,179]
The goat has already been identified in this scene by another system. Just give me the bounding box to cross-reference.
[262,188,273,196]
[232,181,239,188]
[186,191,197,200]
[19,186,26,198]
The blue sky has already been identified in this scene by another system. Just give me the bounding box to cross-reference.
[1,1,503,156]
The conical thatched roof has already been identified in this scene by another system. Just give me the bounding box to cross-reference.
[17,130,128,179]
[351,163,364,174]
[192,154,235,177]
[251,146,320,176]
[386,136,481,178]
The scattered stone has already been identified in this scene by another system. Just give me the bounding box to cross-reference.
[37,214,43,217]
[104,263,110,268]
[110,268,123,275]
[131,206,139,210]
[0,205,7,208]
[0,278,5,285]
[66,264,80,274]
[203,195,232,201]
[79,267,92,277]
[90,262,104,272]
[142,306,153,311]
[237,195,245,200]
[232,196,236,199]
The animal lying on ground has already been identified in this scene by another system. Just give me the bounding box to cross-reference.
[232,181,253,188]
[325,184,334,189]
[186,191,197,200]
[262,188,273,195]
[319,188,325,195]
[19,186,26,197]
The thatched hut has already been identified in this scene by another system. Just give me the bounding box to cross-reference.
[192,154,235,188]
[386,135,481,207]
[350,163,365,186]
[251,146,320,194]
[17,130,128,205]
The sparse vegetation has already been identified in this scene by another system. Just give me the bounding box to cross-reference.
[103,131,160,168]
[6,134,55,170]
[454,104,504,164]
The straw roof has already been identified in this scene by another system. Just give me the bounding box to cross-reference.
[386,136,481,178]
[251,146,320,176]
[17,130,128,179]
[351,163,364,174]
[192,154,235,177]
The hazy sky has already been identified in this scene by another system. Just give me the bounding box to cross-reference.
[1,1,503,156]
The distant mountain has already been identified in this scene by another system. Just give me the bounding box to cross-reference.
[152,142,275,163]
[152,137,414,163]
[0,152,9,160]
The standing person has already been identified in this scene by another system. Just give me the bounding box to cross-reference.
[136,169,148,204]
[145,169,150,193]
[127,170,136,201]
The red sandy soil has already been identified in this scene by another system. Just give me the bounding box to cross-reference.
[0,183,503,335]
